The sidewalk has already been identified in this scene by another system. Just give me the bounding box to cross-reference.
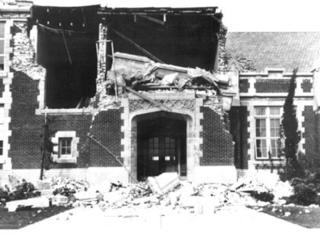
[6,205,311,240]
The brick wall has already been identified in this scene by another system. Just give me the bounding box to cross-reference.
[89,109,122,167]
[8,20,45,169]
[9,71,43,169]
[47,115,92,168]
[255,79,290,93]
[200,107,234,165]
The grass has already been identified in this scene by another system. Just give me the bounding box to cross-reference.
[254,204,320,228]
[0,206,72,229]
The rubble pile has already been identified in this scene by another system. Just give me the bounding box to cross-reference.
[0,177,40,206]
[50,177,90,198]
[91,52,235,111]
[0,173,299,215]
[92,180,281,214]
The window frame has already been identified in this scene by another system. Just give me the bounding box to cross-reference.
[58,137,72,157]
[51,131,79,164]
[254,106,282,160]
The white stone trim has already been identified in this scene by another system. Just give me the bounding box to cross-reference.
[120,98,131,178]
[196,98,203,163]
[240,74,314,98]
[241,98,313,169]
[246,103,255,170]
[240,71,313,78]
[51,131,79,164]
[125,97,197,181]
[35,108,93,115]
[247,77,256,95]
[0,19,14,169]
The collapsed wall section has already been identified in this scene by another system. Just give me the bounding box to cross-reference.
[9,20,45,169]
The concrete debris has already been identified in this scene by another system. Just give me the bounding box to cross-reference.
[147,172,180,195]
[6,196,50,212]
[50,177,89,197]
[0,177,41,205]
[0,174,300,215]
[106,52,226,94]
[284,211,291,217]
[51,194,69,207]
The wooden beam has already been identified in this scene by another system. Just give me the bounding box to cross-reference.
[137,15,166,26]
[111,28,164,63]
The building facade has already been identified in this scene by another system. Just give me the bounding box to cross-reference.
[0,2,320,184]
[226,32,320,173]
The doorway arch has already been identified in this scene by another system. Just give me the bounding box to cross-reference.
[132,111,188,181]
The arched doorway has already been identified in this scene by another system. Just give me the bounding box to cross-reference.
[135,112,187,181]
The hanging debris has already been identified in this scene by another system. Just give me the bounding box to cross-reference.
[104,52,230,94]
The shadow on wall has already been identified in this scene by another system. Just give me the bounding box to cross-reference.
[9,70,43,169]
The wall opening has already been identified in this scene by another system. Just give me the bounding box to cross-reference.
[134,111,187,181]
[32,5,99,109]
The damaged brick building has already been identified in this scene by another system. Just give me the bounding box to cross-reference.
[0,1,320,184]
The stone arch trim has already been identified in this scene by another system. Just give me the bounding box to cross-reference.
[120,97,203,181]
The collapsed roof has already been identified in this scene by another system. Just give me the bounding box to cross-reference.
[30,4,223,108]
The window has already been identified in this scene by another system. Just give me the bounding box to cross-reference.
[0,140,3,156]
[0,104,4,123]
[51,131,79,163]
[255,106,281,159]
[59,137,72,157]
[0,22,4,71]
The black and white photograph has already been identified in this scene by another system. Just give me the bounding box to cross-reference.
[0,0,320,239]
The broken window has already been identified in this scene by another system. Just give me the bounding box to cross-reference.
[255,106,282,159]
[0,21,5,71]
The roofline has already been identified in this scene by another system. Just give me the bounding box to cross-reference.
[98,6,219,16]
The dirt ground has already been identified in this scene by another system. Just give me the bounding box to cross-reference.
[0,206,71,229]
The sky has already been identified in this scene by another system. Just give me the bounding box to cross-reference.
[33,0,320,31]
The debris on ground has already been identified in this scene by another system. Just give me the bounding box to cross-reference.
[6,196,50,212]
[0,173,314,217]
[147,172,180,195]
[0,178,41,205]
[50,177,89,198]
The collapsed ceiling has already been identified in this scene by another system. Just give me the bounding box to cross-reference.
[30,5,223,108]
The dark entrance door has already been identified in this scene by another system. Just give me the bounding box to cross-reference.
[137,113,186,181]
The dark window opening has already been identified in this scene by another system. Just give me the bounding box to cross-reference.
[0,140,3,156]
[58,137,72,156]
[34,6,99,109]
[0,22,4,71]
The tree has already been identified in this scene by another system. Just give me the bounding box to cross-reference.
[281,68,305,180]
